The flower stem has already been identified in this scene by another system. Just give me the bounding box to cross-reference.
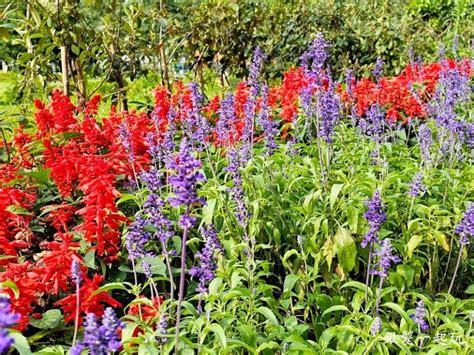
[375,277,384,315]
[448,243,464,294]
[72,283,80,347]
[161,240,175,302]
[174,225,189,353]
[365,243,373,305]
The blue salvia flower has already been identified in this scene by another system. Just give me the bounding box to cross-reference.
[301,32,330,75]
[317,78,340,143]
[71,309,123,355]
[370,239,401,278]
[125,214,153,261]
[242,47,265,159]
[156,313,168,344]
[363,104,385,144]
[419,124,432,162]
[139,167,163,192]
[408,172,426,198]
[144,193,174,244]
[166,138,206,229]
[118,123,134,162]
[216,94,236,145]
[71,259,82,285]
[410,300,429,332]
[371,316,382,336]
[226,147,250,228]
[455,203,474,245]
[258,84,278,155]
[190,225,222,298]
[0,294,19,354]
[186,82,211,150]
[373,57,384,81]
[362,190,386,248]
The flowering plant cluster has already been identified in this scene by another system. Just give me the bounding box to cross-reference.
[0,34,472,354]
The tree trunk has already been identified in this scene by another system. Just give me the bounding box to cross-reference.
[74,58,87,110]
[159,41,170,90]
[61,46,69,96]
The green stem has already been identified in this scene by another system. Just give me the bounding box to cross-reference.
[174,220,189,353]
[448,243,464,294]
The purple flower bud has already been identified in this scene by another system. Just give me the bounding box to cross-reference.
[156,313,168,344]
[258,84,278,155]
[419,124,432,162]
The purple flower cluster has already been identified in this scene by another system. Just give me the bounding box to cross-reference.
[301,32,330,75]
[371,316,382,336]
[71,259,82,285]
[258,84,278,155]
[185,82,211,150]
[418,124,432,162]
[0,294,19,354]
[226,147,250,228]
[408,172,426,198]
[370,239,401,278]
[167,139,206,229]
[363,104,385,143]
[317,78,340,143]
[144,193,174,244]
[455,203,473,245]
[217,94,235,145]
[362,190,386,248]
[118,123,134,162]
[156,313,168,344]
[125,214,153,261]
[71,308,123,355]
[139,167,163,192]
[242,47,265,158]
[410,300,429,332]
[372,57,384,81]
[190,225,222,298]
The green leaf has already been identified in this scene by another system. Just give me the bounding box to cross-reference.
[83,249,96,269]
[29,309,62,330]
[202,198,216,225]
[321,305,350,318]
[0,280,20,298]
[465,284,474,294]
[207,323,227,349]
[257,306,279,326]
[340,281,372,297]
[91,282,129,297]
[334,227,356,272]
[330,183,344,210]
[10,332,32,355]
[5,205,33,216]
[406,234,422,258]
[382,302,411,323]
[283,274,299,293]
[33,346,65,354]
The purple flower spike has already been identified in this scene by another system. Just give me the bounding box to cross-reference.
[370,239,401,278]
[167,139,206,229]
[371,316,382,336]
[190,225,222,299]
[71,259,82,285]
[72,309,123,355]
[410,300,429,332]
[258,84,278,155]
[362,190,386,248]
[301,32,330,74]
[455,203,474,245]
[419,124,432,162]
[408,172,426,198]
